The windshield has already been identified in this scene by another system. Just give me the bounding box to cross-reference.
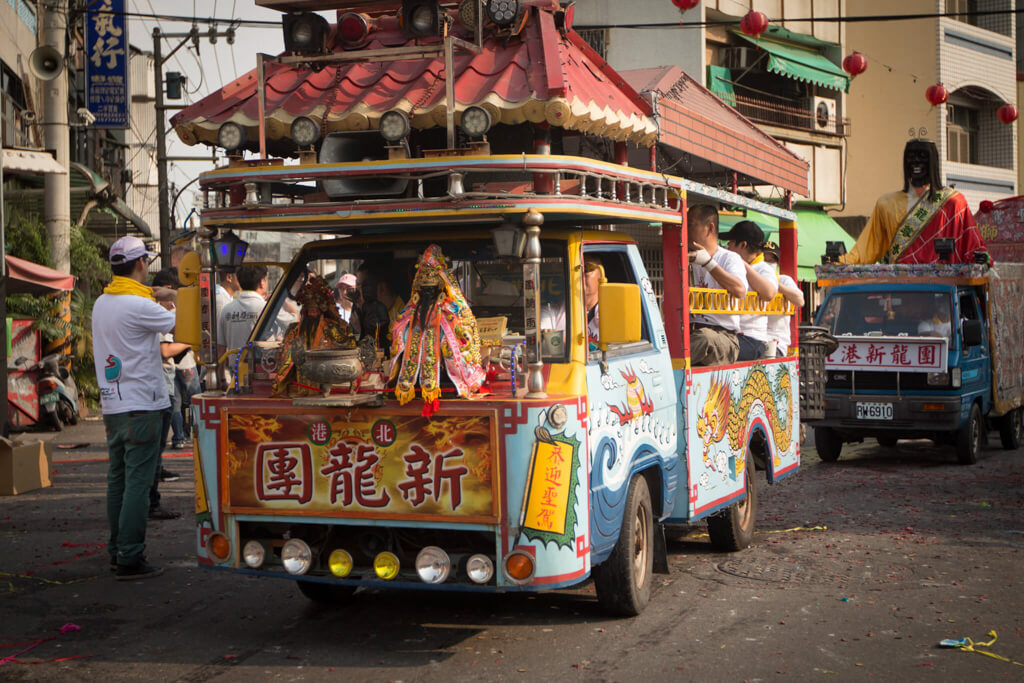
[254,237,569,363]
[817,291,953,340]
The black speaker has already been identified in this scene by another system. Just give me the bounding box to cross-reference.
[318,131,409,199]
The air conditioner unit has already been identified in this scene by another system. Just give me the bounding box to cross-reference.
[808,96,838,134]
[721,47,758,70]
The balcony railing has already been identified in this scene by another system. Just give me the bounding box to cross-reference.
[727,94,851,137]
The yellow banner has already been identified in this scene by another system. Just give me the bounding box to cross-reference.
[523,439,574,535]
[224,410,497,520]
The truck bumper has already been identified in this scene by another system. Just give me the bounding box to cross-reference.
[818,392,962,438]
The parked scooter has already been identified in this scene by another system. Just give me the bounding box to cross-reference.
[13,354,80,431]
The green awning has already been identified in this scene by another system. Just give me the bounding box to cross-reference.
[706,65,736,105]
[733,32,849,93]
[719,209,855,282]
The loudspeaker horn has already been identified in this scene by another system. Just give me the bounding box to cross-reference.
[318,131,408,199]
[29,45,64,81]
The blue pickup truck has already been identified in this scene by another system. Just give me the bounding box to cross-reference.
[810,263,1024,464]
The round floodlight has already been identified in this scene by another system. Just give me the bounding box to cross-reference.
[373,551,400,580]
[486,0,520,27]
[328,549,353,578]
[282,538,313,575]
[290,116,320,147]
[379,110,411,143]
[466,554,494,584]
[338,12,369,47]
[548,403,568,429]
[415,546,451,584]
[410,5,437,34]
[460,105,492,137]
[217,121,247,152]
[242,540,265,569]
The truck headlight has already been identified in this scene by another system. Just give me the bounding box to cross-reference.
[927,372,949,386]
[282,538,313,575]
[951,367,961,388]
[415,546,451,584]
[242,540,265,568]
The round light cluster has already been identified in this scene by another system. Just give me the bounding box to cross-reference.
[290,116,320,147]
[217,122,246,153]
[379,110,411,143]
[460,105,492,138]
[486,0,520,27]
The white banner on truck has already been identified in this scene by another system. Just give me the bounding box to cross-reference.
[825,336,948,373]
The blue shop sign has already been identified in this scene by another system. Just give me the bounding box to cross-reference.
[85,0,129,129]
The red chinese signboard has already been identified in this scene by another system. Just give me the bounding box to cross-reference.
[224,410,497,520]
[825,336,947,373]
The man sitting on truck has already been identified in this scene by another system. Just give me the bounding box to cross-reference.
[687,204,748,365]
[721,220,778,360]
[840,139,988,265]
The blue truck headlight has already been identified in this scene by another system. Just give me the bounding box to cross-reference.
[927,372,949,386]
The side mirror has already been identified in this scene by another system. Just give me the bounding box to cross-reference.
[597,283,641,350]
[962,319,983,347]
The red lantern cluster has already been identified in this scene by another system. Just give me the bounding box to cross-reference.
[997,103,1019,125]
[842,52,867,77]
[925,83,949,107]
[740,10,769,37]
[672,0,700,10]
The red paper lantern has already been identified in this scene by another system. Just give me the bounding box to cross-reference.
[842,51,867,77]
[997,103,1019,125]
[672,0,700,10]
[978,200,995,214]
[925,83,949,107]
[740,10,769,37]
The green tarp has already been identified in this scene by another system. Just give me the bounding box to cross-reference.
[733,32,849,93]
[707,65,737,105]
[719,209,855,282]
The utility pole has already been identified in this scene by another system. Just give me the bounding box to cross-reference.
[153,26,230,267]
[42,0,70,274]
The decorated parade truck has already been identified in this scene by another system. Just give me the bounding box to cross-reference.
[169,0,806,615]
[812,256,1024,464]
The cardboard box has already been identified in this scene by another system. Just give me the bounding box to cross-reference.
[0,436,52,495]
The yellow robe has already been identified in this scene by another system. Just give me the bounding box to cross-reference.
[840,191,911,265]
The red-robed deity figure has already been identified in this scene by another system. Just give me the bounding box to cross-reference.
[840,139,989,265]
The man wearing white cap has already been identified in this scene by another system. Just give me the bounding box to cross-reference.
[92,236,175,580]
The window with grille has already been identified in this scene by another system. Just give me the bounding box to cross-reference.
[946,104,978,164]
[947,0,978,26]
[577,29,607,60]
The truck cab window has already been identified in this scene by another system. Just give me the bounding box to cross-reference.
[584,249,651,361]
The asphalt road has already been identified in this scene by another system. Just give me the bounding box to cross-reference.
[2,419,1022,681]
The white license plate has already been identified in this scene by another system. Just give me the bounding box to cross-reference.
[39,393,59,405]
[856,402,893,420]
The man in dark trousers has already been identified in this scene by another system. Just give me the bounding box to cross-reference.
[92,237,175,580]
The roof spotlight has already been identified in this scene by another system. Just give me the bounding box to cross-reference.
[401,0,441,38]
[337,12,370,48]
[486,0,520,27]
[217,121,247,153]
[379,110,411,143]
[290,116,320,147]
[283,12,329,54]
[460,105,492,138]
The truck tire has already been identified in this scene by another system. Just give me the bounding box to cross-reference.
[593,473,653,617]
[877,436,898,448]
[814,427,842,462]
[956,403,983,465]
[707,465,757,552]
[296,579,356,605]
[998,408,1023,450]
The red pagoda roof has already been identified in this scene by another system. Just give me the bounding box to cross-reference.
[171,2,658,149]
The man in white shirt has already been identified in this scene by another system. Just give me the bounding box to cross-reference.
[218,265,269,365]
[687,204,748,365]
[721,220,778,360]
[763,241,805,356]
[92,236,175,580]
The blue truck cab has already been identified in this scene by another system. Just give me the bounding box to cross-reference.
[811,264,1024,464]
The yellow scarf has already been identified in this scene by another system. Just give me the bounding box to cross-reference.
[104,276,155,301]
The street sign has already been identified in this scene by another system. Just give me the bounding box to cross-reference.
[85,0,129,129]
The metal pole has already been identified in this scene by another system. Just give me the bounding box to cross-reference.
[444,36,455,149]
[42,0,70,274]
[257,54,267,159]
[154,28,173,268]
[1,89,8,436]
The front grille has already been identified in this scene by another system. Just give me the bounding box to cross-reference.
[826,371,932,391]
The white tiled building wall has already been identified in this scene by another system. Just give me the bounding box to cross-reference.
[937,4,1017,210]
